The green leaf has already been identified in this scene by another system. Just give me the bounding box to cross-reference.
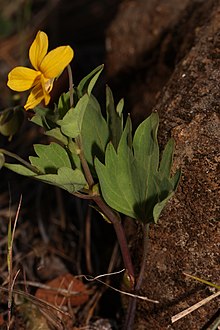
[133,112,159,177]
[95,119,139,218]
[106,86,123,149]
[57,92,70,118]
[159,138,175,178]
[153,191,175,223]
[0,107,24,139]
[77,65,104,97]
[133,113,159,214]
[45,127,68,145]
[58,94,89,138]
[67,139,82,169]
[36,167,86,193]
[31,107,56,129]
[171,168,181,191]
[4,163,38,176]
[29,143,71,173]
[116,98,124,117]
[4,163,86,193]
[81,94,109,167]
[0,153,5,169]
[96,112,181,223]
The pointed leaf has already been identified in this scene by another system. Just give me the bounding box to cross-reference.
[57,91,70,118]
[77,65,104,97]
[95,147,137,219]
[159,138,175,178]
[153,191,175,223]
[116,98,124,117]
[0,153,5,169]
[95,119,139,219]
[133,113,160,208]
[170,168,181,191]
[81,94,109,166]
[106,85,123,149]
[133,112,159,176]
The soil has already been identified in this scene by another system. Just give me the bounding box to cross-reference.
[0,0,219,329]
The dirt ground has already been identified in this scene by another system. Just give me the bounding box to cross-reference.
[0,0,219,329]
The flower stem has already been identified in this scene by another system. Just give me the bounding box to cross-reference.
[75,136,134,288]
[67,64,74,108]
[124,223,150,329]
[75,136,94,189]
[93,195,135,288]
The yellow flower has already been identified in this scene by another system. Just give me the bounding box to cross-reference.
[7,31,74,110]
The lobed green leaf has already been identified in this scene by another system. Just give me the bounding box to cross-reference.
[29,143,71,174]
[96,112,181,223]
[95,119,139,219]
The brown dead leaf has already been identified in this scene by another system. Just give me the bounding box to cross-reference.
[35,273,89,307]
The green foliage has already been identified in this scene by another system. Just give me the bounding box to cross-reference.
[31,107,56,128]
[58,94,90,139]
[29,143,72,174]
[5,161,86,194]
[80,94,109,167]
[4,164,37,176]
[0,107,24,140]
[0,153,5,169]
[35,167,86,193]
[2,65,180,223]
[4,143,86,193]
[77,65,104,97]
[95,118,139,218]
[95,113,181,223]
[106,86,123,149]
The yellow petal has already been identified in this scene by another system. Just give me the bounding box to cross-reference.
[44,92,51,106]
[7,67,41,92]
[40,46,74,78]
[24,83,44,110]
[29,31,48,70]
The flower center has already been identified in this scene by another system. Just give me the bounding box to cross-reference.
[44,77,54,93]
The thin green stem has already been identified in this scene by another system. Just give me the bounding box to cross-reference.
[67,64,74,108]
[136,224,150,290]
[0,149,41,174]
[124,223,150,329]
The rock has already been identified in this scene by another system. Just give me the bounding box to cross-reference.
[106,0,220,329]
[106,0,191,77]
